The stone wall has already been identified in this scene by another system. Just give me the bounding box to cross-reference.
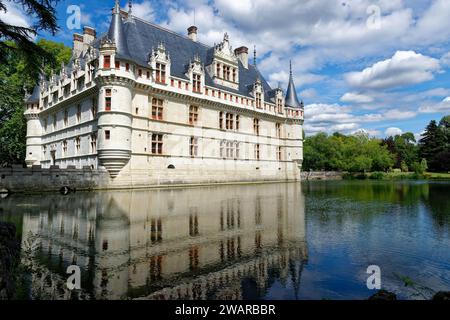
[0,165,109,193]
[300,171,343,181]
[0,164,303,193]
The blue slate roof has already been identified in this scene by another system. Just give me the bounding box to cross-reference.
[26,85,40,103]
[99,12,274,99]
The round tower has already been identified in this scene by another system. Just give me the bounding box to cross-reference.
[95,1,134,178]
[24,85,43,167]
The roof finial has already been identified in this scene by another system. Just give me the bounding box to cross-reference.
[113,0,120,14]
[290,60,293,77]
[128,0,132,15]
[253,45,257,66]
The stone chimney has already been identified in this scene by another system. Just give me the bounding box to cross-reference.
[188,26,198,42]
[83,26,96,44]
[235,46,249,69]
[73,33,84,57]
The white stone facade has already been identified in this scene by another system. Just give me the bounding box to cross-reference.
[24,7,304,187]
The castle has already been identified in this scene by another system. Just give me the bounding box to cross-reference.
[24,0,304,188]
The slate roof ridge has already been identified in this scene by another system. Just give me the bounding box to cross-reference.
[130,15,212,50]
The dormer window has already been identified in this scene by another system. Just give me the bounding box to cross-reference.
[216,63,221,77]
[224,66,230,81]
[104,55,111,68]
[156,63,166,84]
[193,74,201,93]
[256,92,262,109]
[277,98,283,113]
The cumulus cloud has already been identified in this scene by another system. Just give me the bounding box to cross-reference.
[340,92,374,104]
[130,1,155,22]
[0,1,31,28]
[344,51,441,90]
[419,97,450,113]
[385,127,403,137]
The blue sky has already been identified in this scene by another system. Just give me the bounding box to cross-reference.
[3,0,450,138]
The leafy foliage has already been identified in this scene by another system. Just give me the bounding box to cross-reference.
[0,40,71,166]
[304,117,450,173]
[0,0,60,72]
[419,119,449,172]
[303,132,394,172]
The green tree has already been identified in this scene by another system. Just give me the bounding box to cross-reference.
[382,132,418,170]
[0,40,71,166]
[419,120,447,172]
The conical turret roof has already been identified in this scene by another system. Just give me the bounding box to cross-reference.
[285,61,303,109]
[108,0,131,59]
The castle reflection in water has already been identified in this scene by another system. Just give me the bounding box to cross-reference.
[10,183,307,300]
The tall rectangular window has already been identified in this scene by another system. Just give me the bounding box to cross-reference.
[90,133,97,153]
[223,66,230,81]
[126,63,130,71]
[226,113,234,130]
[62,140,68,156]
[226,141,233,159]
[76,104,82,123]
[253,118,260,135]
[64,109,68,127]
[216,63,221,77]
[151,98,164,120]
[115,60,120,69]
[232,68,236,82]
[53,114,57,130]
[189,106,199,125]
[75,137,81,154]
[105,130,110,140]
[256,92,262,108]
[277,98,283,113]
[277,146,282,161]
[255,144,260,161]
[190,137,198,157]
[193,74,201,93]
[219,112,224,130]
[220,140,225,158]
[105,89,112,111]
[276,123,281,138]
[235,115,240,131]
[235,142,240,159]
[103,55,110,68]
[156,63,166,84]
[91,98,97,119]
[151,134,163,155]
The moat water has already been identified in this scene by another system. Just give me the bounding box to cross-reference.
[0,180,449,300]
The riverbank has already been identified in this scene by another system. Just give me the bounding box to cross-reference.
[343,172,450,180]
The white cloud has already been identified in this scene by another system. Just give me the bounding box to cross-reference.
[419,97,450,113]
[441,52,450,67]
[130,1,155,22]
[341,92,374,104]
[304,102,417,135]
[385,127,403,137]
[300,88,318,100]
[0,2,31,29]
[344,51,441,90]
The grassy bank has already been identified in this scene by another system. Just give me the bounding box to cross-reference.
[343,172,450,180]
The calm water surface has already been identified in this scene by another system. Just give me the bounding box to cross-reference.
[0,180,449,300]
